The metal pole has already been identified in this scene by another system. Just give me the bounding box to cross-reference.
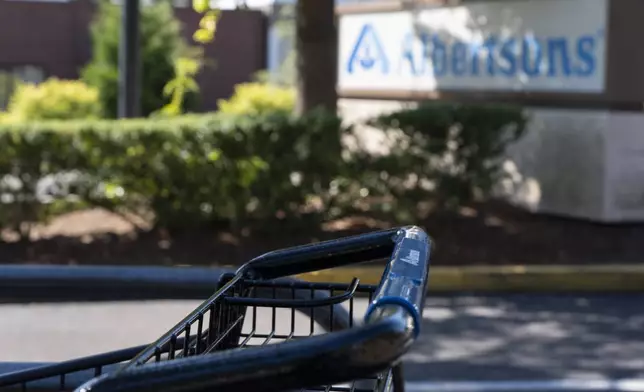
[118,0,141,118]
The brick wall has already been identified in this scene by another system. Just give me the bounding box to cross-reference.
[0,0,267,112]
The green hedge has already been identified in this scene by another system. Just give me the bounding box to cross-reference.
[342,102,528,221]
[0,110,346,237]
[0,102,527,237]
[4,78,103,122]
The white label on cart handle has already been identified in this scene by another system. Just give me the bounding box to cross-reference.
[401,249,420,266]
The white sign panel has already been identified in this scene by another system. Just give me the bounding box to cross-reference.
[338,0,607,93]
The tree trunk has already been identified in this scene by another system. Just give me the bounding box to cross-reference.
[294,0,337,116]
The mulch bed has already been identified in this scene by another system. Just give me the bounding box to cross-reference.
[2,200,643,266]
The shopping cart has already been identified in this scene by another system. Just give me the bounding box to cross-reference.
[0,226,431,392]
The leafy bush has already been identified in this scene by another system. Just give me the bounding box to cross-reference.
[82,0,193,117]
[0,112,12,124]
[213,109,345,223]
[0,119,85,239]
[0,101,526,237]
[349,102,528,217]
[217,82,295,116]
[0,109,345,234]
[5,78,102,121]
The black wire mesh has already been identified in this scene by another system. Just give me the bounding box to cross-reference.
[1,278,393,392]
[137,278,389,392]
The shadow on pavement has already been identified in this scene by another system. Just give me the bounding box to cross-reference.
[407,294,644,382]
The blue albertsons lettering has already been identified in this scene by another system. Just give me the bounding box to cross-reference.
[400,33,598,78]
[347,23,599,78]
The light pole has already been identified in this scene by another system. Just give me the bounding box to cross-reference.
[118,0,141,118]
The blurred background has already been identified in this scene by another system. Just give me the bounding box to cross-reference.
[0,0,643,390]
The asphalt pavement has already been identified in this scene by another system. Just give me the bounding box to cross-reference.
[2,294,644,391]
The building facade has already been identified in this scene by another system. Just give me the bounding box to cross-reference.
[336,0,644,223]
[0,0,267,111]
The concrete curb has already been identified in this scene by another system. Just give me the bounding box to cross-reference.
[297,265,644,292]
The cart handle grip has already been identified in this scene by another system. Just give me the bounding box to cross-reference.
[364,226,431,338]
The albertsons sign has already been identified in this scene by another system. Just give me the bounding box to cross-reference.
[338,0,607,93]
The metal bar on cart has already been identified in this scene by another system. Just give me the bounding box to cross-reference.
[0,336,192,391]
[0,363,121,392]
[0,265,231,303]
[0,343,148,391]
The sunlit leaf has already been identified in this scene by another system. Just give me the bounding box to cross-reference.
[192,0,209,14]
[193,28,214,44]
[207,149,221,162]
[199,10,221,32]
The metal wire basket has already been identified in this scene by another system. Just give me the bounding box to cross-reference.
[0,226,432,392]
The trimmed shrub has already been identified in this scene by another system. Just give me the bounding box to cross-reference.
[0,102,527,236]
[6,78,102,121]
[0,112,12,124]
[217,82,296,116]
[348,101,528,218]
[0,109,345,234]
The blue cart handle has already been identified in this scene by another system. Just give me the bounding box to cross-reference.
[364,226,431,338]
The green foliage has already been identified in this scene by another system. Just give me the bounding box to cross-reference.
[217,82,295,116]
[82,0,192,117]
[5,78,102,121]
[0,110,345,233]
[157,54,203,117]
[213,109,345,223]
[156,0,221,118]
[352,102,528,217]
[0,121,87,239]
[0,102,527,236]
[0,111,13,124]
[191,7,221,44]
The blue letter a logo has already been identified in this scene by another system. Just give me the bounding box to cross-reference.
[346,23,389,74]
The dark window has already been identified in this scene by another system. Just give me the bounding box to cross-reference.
[0,65,46,110]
